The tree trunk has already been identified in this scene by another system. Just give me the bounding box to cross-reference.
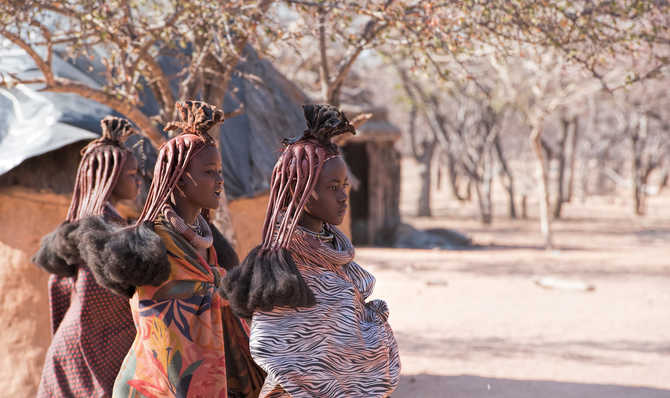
[658,167,669,194]
[328,85,342,108]
[473,148,494,225]
[474,180,492,224]
[553,118,570,219]
[482,149,494,224]
[446,152,467,201]
[465,180,473,201]
[565,117,579,202]
[580,162,590,203]
[634,176,648,216]
[595,152,611,195]
[530,124,553,249]
[631,115,647,216]
[417,143,437,217]
[494,135,516,218]
[417,165,432,217]
[201,72,240,245]
[634,163,656,216]
[436,161,443,191]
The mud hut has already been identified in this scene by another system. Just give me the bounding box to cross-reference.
[340,107,402,245]
[0,45,340,396]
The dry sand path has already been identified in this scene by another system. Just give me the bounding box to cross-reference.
[362,197,670,397]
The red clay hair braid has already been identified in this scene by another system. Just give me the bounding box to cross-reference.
[261,104,356,249]
[65,116,135,222]
[261,140,330,249]
[136,100,224,225]
[222,104,355,318]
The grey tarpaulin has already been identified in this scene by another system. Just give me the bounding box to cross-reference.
[0,40,308,200]
[0,47,108,175]
[218,47,308,199]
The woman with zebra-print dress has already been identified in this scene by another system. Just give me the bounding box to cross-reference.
[224,104,400,398]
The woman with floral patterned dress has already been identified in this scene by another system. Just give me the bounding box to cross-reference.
[88,101,264,398]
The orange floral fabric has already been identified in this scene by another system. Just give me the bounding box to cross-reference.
[114,219,264,398]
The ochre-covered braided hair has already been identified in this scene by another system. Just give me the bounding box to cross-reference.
[223,104,355,318]
[66,116,135,222]
[136,100,224,225]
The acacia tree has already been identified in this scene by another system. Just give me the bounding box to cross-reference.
[535,108,581,219]
[554,111,580,218]
[395,58,515,223]
[0,0,275,147]
[396,0,670,246]
[578,95,627,198]
[394,64,439,217]
[262,0,408,106]
[576,84,670,214]
[395,62,480,217]
[490,50,601,248]
[440,89,503,224]
[1,0,277,241]
[611,84,670,215]
[374,0,670,234]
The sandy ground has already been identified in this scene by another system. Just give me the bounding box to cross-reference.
[362,194,670,397]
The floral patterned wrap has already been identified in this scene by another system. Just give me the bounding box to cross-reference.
[114,217,264,398]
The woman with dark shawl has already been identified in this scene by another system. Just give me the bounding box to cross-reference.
[87,100,264,398]
[223,104,400,398]
[33,116,140,397]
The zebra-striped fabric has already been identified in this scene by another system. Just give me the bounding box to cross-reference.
[250,224,401,398]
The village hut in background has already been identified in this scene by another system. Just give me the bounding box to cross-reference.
[340,106,402,245]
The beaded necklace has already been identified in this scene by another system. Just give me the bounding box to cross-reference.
[296,225,334,243]
[162,204,213,249]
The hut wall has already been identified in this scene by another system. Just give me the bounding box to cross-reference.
[0,142,84,396]
[0,142,83,193]
[366,141,401,245]
[343,142,369,244]
[0,187,70,397]
[228,194,270,259]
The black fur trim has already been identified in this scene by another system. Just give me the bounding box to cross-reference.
[32,221,83,277]
[78,216,171,298]
[210,223,239,271]
[221,246,316,318]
